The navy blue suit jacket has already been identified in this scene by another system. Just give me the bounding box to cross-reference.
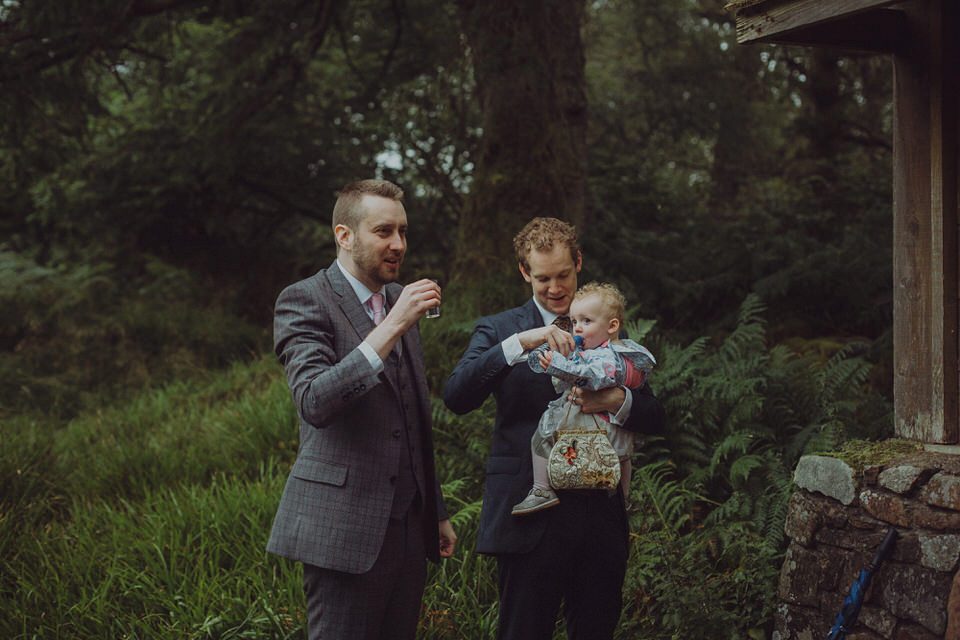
[442,298,665,555]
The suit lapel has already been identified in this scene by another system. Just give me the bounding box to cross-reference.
[324,261,375,342]
[518,298,545,331]
[327,267,403,395]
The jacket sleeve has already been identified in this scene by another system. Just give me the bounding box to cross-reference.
[442,316,509,415]
[274,281,382,428]
[529,349,620,391]
[623,383,665,435]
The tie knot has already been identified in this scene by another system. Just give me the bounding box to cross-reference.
[552,315,572,332]
[370,292,385,325]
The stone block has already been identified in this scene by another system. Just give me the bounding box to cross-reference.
[894,623,941,640]
[795,455,857,505]
[814,525,892,553]
[946,569,960,640]
[779,543,844,606]
[918,532,960,572]
[860,488,960,531]
[896,451,960,477]
[922,472,960,511]
[774,602,826,640]
[859,489,910,527]
[880,563,951,635]
[878,465,930,494]
[785,491,849,546]
[859,603,898,638]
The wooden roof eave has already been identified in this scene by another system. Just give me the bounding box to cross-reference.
[728,0,908,53]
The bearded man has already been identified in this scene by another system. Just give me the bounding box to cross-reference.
[268,179,456,640]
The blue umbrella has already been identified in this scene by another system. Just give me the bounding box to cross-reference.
[825,527,898,640]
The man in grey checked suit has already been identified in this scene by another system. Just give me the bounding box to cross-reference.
[268,179,456,640]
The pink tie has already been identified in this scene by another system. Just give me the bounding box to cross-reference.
[370,292,384,326]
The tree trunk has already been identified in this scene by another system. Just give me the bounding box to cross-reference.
[452,0,588,314]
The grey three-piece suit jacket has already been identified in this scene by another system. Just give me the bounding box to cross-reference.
[267,261,446,573]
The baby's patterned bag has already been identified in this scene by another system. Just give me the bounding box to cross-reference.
[546,398,621,490]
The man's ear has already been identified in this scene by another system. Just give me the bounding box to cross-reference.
[334,224,352,252]
[575,251,583,273]
[519,262,532,283]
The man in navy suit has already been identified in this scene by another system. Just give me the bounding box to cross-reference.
[269,179,456,640]
[443,217,664,640]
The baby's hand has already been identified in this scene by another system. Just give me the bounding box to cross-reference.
[539,351,554,368]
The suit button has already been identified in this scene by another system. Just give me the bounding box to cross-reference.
[389,476,397,485]
[393,429,401,438]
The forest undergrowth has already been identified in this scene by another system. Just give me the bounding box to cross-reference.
[1,277,893,639]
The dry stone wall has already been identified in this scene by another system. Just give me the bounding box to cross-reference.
[776,451,960,640]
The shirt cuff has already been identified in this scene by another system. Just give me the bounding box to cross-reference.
[609,385,632,425]
[358,341,384,374]
[501,333,526,366]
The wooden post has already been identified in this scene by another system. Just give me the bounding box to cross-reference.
[729,0,960,444]
[892,0,959,444]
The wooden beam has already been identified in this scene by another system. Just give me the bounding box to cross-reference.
[748,9,907,53]
[733,0,902,45]
[893,0,960,444]
[930,0,959,444]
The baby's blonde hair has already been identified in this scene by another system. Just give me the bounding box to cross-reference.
[573,282,627,324]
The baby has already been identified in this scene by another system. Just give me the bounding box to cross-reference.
[512,282,655,515]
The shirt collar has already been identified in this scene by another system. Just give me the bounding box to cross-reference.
[531,296,562,326]
[336,259,383,305]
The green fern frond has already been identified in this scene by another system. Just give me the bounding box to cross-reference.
[623,316,657,343]
[632,460,699,536]
[729,454,766,487]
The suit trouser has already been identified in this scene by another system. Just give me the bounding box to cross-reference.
[302,502,427,640]
[495,490,628,640]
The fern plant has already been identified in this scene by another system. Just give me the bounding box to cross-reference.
[620,293,892,638]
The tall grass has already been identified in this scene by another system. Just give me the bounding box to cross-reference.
[2,296,893,639]
[7,468,303,639]
[2,354,498,639]
[2,356,303,639]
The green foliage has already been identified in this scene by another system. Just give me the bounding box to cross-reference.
[5,467,304,639]
[621,462,780,640]
[583,0,892,343]
[52,356,298,502]
[2,0,474,322]
[2,0,902,638]
[0,250,268,421]
[2,0,896,359]
[2,289,895,639]
[616,294,892,639]
[2,357,496,639]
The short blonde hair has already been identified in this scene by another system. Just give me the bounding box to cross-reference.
[512,217,580,272]
[573,282,627,324]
